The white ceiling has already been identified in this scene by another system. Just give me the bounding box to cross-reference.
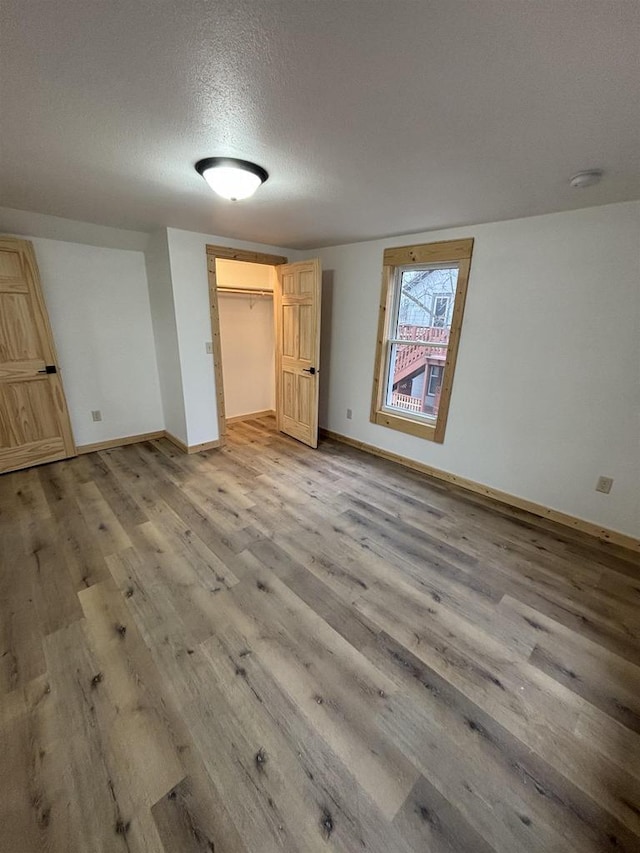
[1,0,638,249]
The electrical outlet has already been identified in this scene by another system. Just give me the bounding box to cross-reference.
[205,342,213,354]
[595,476,613,494]
[346,408,353,420]
[91,410,102,422]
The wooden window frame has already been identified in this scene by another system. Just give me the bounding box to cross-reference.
[205,244,288,446]
[370,238,474,444]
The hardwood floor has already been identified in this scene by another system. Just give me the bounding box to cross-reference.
[1,414,639,852]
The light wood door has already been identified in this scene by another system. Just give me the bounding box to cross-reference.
[0,237,76,473]
[275,258,321,448]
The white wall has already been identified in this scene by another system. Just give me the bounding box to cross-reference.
[312,202,640,538]
[0,208,163,447]
[218,296,276,418]
[165,228,297,446]
[217,260,276,419]
[145,229,188,443]
[21,237,163,446]
[216,258,274,290]
[0,206,148,251]
[2,204,637,539]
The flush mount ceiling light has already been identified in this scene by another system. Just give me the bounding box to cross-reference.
[569,169,603,189]
[195,157,268,201]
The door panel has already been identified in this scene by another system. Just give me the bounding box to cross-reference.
[282,305,298,359]
[0,380,61,445]
[0,237,76,473]
[275,259,321,448]
[298,304,313,361]
[0,247,24,281]
[0,293,43,359]
[281,270,296,295]
[299,268,315,293]
[297,373,312,421]
[282,370,296,420]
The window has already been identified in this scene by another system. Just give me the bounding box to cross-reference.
[371,238,474,443]
[432,295,450,327]
[426,364,443,397]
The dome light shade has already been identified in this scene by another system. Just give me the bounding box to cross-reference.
[195,157,268,201]
[569,169,603,189]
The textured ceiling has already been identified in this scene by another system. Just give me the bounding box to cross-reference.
[1,0,638,248]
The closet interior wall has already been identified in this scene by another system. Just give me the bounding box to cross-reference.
[215,259,277,421]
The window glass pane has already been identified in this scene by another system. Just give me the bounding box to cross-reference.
[386,264,458,420]
[386,343,447,418]
[395,266,459,340]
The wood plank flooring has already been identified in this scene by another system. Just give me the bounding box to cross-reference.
[1,414,639,852]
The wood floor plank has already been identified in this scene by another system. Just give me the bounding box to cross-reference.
[375,631,639,852]
[106,544,218,651]
[126,443,262,554]
[78,580,185,806]
[197,626,418,853]
[42,622,135,852]
[132,513,240,594]
[1,416,638,852]
[223,550,420,820]
[0,467,51,521]
[81,451,150,531]
[20,513,83,636]
[156,643,332,853]
[45,616,170,853]
[152,773,247,853]
[0,677,58,853]
[75,480,132,556]
[0,522,46,693]
[392,774,497,853]
[575,704,640,783]
[501,595,640,733]
[270,546,383,654]
[38,463,112,591]
[128,520,233,645]
[355,578,640,836]
[344,501,640,665]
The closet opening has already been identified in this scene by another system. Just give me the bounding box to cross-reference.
[217,258,277,424]
[206,244,288,447]
[206,245,322,449]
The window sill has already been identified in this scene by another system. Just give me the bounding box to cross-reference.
[371,409,443,443]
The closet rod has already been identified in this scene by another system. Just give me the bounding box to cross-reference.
[217,286,273,297]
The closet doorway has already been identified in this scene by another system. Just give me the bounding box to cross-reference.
[206,245,322,449]
[217,257,278,424]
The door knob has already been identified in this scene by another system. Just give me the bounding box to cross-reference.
[302,366,317,375]
[37,365,57,374]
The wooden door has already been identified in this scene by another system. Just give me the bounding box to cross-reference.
[0,237,76,473]
[275,258,321,448]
